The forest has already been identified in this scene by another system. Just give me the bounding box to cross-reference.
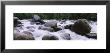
[14,13,97,21]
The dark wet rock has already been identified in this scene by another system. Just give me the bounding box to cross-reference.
[51,26,62,32]
[14,17,22,27]
[61,33,71,40]
[70,19,91,35]
[17,24,23,27]
[39,25,61,32]
[42,35,59,40]
[64,24,72,29]
[14,31,35,40]
[85,33,97,39]
[35,22,42,25]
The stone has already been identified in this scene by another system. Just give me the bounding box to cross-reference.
[60,33,71,40]
[32,15,45,24]
[38,26,54,32]
[85,33,97,39]
[42,35,59,40]
[64,24,72,29]
[70,19,91,35]
[14,17,19,20]
[14,31,35,40]
[44,20,57,27]
[52,26,62,32]
[43,20,61,32]
[33,15,40,21]
[14,17,22,27]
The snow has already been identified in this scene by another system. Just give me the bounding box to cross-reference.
[14,19,97,40]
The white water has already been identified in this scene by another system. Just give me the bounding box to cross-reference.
[16,20,97,40]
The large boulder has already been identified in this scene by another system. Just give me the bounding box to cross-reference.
[70,19,91,35]
[60,33,71,40]
[14,31,35,40]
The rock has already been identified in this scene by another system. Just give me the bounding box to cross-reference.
[33,15,40,21]
[60,33,71,40]
[14,17,22,27]
[44,21,61,32]
[52,26,62,32]
[64,24,72,29]
[60,20,66,24]
[85,33,97,39]
[70,19,91,35]
[26,26,35,32]
[35,20,45,24]
[17,24,23,27]
[32,15,45,24]
[26,26,35,29]
[35,22,41,25]
[42,35,59,40]
[14,31,35,40]
[44,20,57,27]
[38,26,54,32]
[14,17,19,20]
[14,29,20,33]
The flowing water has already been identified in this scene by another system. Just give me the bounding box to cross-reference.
[15,19,97,40]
